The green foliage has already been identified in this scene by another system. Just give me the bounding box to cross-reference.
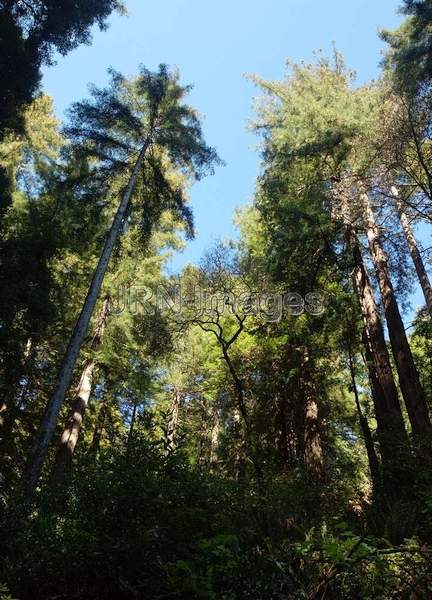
[381,0,432,92]
[2,434,431,599]
[0,0,123,137]
[64,64,221,240]
[0,583,18,600]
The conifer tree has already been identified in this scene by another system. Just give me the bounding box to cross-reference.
[23,65,219,492]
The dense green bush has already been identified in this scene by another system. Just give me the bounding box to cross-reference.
[2,432,431,599]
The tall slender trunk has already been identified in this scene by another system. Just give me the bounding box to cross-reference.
[348,226,408,439]
[210,408,220,471]
[167,387,181,447]
[347,345,381,491]
[359,188,432,438]
[336,190,406,450]
[51,296,112,482]
[233,408,246,480]
[392,186,432,318]
[23,137,151,494]
[349,226,406,435]
[299,348,323,473]
[341,202,409,492]
[360,329,389,426]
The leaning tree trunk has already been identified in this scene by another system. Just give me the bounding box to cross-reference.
[299,348,323,473]
[23,138,151,494]
[359,188,432,439]
[52,361,95,480]
[392,185,432,318]
[51,296,112,482]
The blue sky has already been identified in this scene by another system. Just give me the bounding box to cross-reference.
[42,0,430,319]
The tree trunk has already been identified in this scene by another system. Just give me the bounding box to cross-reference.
[51,296,112,482]
[360,328,389,429]
[341,208,410,493]
[167,387,181,448]
[52,360,95,478]
[336,189,407,455]
[220,342,262,482]
[23,138,151,494]
[349,227,406,436]
[361,325,415,501]
[359,188,432,438]
[299,348,323,473]
[210,408,220,471]
[348,225,408,439]
[233,408,246,480]
[392,186,432,318]
[347,345,381,491]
